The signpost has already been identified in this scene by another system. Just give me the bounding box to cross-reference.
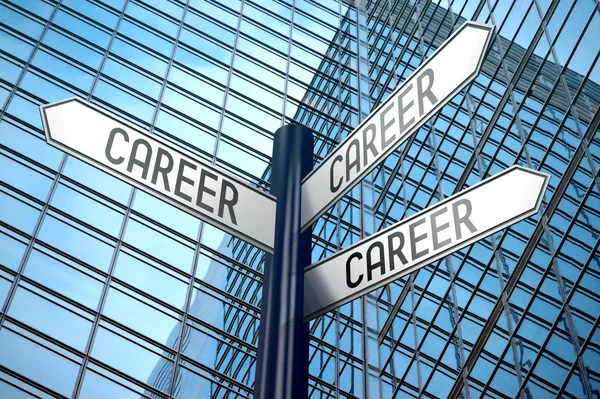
[303,166,549,321]
[301,21,494,230]
[37,20,551,399]
[40,98,277,253]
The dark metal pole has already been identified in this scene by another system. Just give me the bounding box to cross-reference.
[254,124,313,399]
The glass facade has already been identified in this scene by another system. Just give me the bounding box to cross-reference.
[0,0,598,398]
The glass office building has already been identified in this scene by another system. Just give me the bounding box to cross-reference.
[0,0,598,397]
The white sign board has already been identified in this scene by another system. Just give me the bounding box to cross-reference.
[301,21,494,230]
[304,166,549,321]
[40,98,277,253]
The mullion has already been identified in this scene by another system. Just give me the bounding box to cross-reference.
[452,0,566,193]
[512,185,600,395]
[472,21,600,397]
[478,167,600,397]
[368,0,419,93]
[483,7,598,184]
[555,312,600,397]
[445,105,600,397]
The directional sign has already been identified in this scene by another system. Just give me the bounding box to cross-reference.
[303,166,549,321]
[301,21,494,230]
[40,98,277,253]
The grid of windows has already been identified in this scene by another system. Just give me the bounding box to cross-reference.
[0,0,598,398]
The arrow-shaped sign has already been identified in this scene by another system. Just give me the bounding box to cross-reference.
[303,166,549,321]
[301,21,494,230]
[40,98,277,253]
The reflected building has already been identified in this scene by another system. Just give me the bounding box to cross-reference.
[145,238,229,398]
[0,0,599,398]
